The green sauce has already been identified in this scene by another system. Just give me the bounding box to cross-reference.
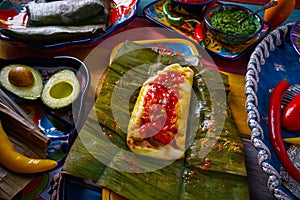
[210,10,259,35]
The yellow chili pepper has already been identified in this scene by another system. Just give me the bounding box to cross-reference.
[284,137,300,146]
[0,121,57,173]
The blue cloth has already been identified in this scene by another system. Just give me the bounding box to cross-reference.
[247,23,300,199]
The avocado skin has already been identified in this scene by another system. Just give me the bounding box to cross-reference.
[41,69,80,109]
[0,64,43,100]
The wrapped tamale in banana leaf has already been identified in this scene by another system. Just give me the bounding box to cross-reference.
[26,0,110,26]
[0,24,106,44]
[62,41,249,200]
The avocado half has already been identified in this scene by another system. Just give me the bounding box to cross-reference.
[0,64,43,100]
[41,69,80,109]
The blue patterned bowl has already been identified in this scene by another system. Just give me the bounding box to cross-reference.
[204,4,263,46]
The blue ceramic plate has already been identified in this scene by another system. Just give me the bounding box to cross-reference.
[290,20,300,56]
[245,23,300,199]
[109,38,200,63]
[0,56,90,199]
[0,0,139,50]
[143,0,270,60]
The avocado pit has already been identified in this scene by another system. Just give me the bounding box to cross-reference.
[8,66,34,87]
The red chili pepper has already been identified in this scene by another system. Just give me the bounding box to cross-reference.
[268,80,300,183]
[193,23,205,48]
[282,92,300,131]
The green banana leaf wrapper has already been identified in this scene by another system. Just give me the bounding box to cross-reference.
[0,0,109,44]
[0,25,106,44]
[27,0,109,27]
[62,41,249,200]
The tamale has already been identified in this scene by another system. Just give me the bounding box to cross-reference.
[26,0,110,26]
[0,24,106,44]
[62,41,249,200]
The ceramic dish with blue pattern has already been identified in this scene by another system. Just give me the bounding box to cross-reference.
[245,23,300,199]
[0,56,90,199]
[0,0,139,50]
[143,0,270,60]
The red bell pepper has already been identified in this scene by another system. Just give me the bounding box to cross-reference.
[282,92,300,131]
[193,23,205,48]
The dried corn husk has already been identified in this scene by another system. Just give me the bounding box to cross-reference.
[0,88,49,199]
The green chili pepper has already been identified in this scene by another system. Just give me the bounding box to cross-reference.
[162,1,184,27]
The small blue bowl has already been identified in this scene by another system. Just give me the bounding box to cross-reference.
[170,0,215,16]
[204,4,263,46]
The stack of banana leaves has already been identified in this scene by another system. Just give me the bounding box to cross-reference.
[62,41,249,200]
[0,88,50,199]
[0,0,109,44]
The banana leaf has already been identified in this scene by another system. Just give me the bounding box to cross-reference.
[26,0,109,27]
[62,41,249,200]
[0,0,109,44]
[0,24,106,44]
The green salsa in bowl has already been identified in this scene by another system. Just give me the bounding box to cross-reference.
[204,4,263,46]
